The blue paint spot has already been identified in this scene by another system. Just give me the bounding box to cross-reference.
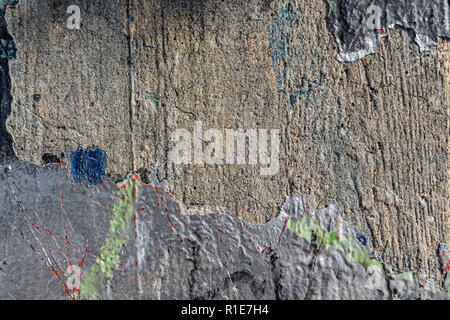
[67,147,108,188]
[356,234,367,247]
[289,94,296,106]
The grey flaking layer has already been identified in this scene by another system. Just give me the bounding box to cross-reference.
[0,159,447,299]
[329,0,450,62]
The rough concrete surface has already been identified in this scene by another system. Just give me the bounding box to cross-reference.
[0,0,449,299]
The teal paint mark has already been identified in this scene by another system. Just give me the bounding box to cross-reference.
[0,38,15,59]
[0,0,19,9]
[269,2,300,94]
[269,2,326,106]
[0,1,18,60]
[149,96,159,108]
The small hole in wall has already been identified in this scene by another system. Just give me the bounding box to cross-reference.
[42,153,61,165]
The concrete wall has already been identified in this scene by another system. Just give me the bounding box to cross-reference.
[0,0,448,299]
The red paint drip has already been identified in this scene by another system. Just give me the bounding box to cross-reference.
[51,267,73,300]
[79,244,88,268]
[276,217,291,246]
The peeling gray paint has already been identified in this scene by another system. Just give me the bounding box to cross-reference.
[0,159,447,299]
[329,0,450,61]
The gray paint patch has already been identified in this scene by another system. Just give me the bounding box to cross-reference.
[328,0,450,62]
[0,159,447,299]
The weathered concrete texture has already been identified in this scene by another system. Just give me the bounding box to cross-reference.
[3,0,450,291]
[0,161,447,299]
[329,0,450,61]
[6,0,132,181]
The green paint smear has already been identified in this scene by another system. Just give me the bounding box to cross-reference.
[287,215,382,268]
[80,178,140,300]
[326,0,333,15]
[397,271,415,278]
